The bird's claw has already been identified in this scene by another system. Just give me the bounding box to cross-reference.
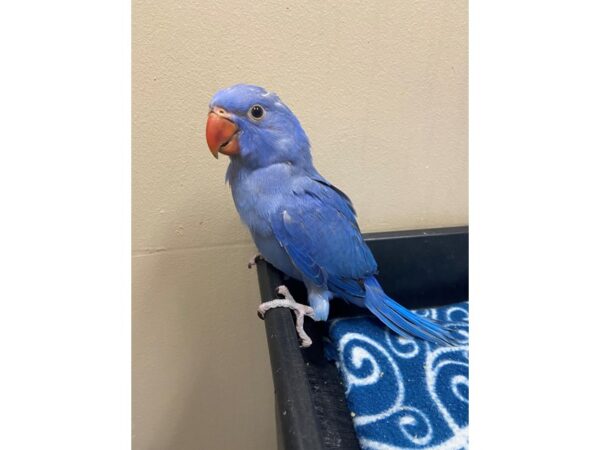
[247,254,264,269]
[257,285,315,347]
[276,285,293,299]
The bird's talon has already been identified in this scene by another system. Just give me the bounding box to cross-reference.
[300,337,312,348]
[247,254,263,269]
[275,285,293,300]
[257,286,314,347]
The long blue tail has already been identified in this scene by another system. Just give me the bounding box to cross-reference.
[363,277,463,346]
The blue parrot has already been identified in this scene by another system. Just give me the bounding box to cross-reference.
[206,84,460,347]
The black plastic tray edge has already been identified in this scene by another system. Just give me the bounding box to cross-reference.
[256,226,469,450]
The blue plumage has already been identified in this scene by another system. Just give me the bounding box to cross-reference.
[208,84,460,345]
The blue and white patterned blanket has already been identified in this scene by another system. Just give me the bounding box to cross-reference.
[327,302,469,450]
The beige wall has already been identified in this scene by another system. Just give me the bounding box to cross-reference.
[133,1,467,449]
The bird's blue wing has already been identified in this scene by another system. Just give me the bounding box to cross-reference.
[272,179,377,298]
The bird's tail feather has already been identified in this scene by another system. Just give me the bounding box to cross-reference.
[363,277,464,346]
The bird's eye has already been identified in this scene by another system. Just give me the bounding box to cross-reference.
[248,105,265,120]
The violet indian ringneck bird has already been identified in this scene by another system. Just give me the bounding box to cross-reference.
[205,84,461,348]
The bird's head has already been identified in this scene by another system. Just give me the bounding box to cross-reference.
[205,84,311,169]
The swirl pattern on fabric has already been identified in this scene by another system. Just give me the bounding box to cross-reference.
[328,302,469,450]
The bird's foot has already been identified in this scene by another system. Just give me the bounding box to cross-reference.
[257,285,315,348]
[247,253,264,269]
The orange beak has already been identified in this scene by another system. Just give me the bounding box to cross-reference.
[205,108,240,159]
